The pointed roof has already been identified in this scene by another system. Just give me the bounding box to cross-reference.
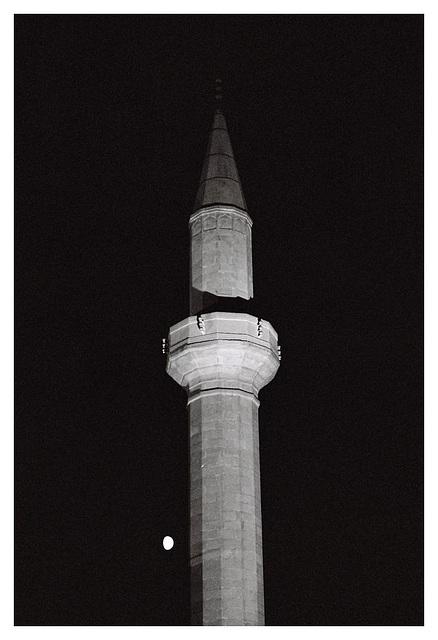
[193,109,247,213]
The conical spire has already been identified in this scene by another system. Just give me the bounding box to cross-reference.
[193,108,247,213]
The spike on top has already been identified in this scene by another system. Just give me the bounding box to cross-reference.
[193,109,247,213]
[215,77,223,103]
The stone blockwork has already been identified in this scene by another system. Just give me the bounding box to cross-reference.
[189,206,253,315]
[189,390,264,625]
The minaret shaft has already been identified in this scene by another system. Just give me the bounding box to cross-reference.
[167,312,279,625]
[189,391,264,625]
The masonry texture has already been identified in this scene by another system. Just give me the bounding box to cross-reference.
[189,391,263,625]
[189,206,253,315]
[166,107,279,625]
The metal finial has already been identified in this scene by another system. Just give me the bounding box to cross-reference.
[215,77,223,103]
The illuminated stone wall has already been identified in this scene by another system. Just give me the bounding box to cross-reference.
[189,391,264,625]
[189,206,253,315]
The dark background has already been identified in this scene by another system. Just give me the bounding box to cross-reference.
[15,14,423,626]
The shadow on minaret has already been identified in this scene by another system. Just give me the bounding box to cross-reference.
[191,289,263,317]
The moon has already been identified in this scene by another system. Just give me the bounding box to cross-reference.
[162,536,174,550]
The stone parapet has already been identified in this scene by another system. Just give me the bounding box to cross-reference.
[166,312,279,399]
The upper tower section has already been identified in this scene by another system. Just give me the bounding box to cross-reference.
[189,108,254,316]
[193,109,247,213]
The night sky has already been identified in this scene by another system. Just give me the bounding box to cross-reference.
[15,15,423,626]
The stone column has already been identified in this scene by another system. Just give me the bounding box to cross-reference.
[189,390,264,625]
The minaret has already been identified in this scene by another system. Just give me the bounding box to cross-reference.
[166,87,280,625]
